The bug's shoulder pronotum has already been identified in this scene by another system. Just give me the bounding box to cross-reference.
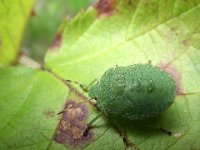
[88,63,176,120]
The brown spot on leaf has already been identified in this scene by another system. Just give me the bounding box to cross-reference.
[50,33,62,51]
[55,100,93,147]
[158,63,184,95]
[180,39,191,48]
[164,26,179,42]
[43,111,55,118]
[95,0,116,16]
[30,8,36,17]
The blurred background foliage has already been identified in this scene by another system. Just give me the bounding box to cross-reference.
[22,0,97,63]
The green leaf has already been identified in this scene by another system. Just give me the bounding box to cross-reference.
[1,0,200,149]
[44,0,200,149]
[0,0,34,67]
[0,66,124,149]
[0,66,69,149]
[66,0,97,14]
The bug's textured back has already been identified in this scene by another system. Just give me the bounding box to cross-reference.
[89,64,176,120]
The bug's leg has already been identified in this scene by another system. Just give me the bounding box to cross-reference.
[66,79,99,92]
[83,113,102,137]
[57,110,65,115]
[159,127,172,136]
[148,60,152,64]
[80,79,99,92]
[57,105,72,115]
[142,124,172,136]
[148,125,172,136]
[65,79,87,91]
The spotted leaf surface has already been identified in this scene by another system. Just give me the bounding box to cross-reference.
[0,0,200,150]
[44,0,200,149]
[0,66,69,149]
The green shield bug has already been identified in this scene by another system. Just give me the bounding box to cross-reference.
[88,63,176,120]
[60,63,176,137]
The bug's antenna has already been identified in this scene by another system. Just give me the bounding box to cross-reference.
[66,79,99,92]
[57,110,65,115]
[148,60,152,64]
[83,112,103,137]
[66,79,90,92]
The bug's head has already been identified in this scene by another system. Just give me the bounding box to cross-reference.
[88,84,99,100]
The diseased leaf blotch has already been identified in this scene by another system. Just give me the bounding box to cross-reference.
[55,100,93,147]
[95,0,116,16]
